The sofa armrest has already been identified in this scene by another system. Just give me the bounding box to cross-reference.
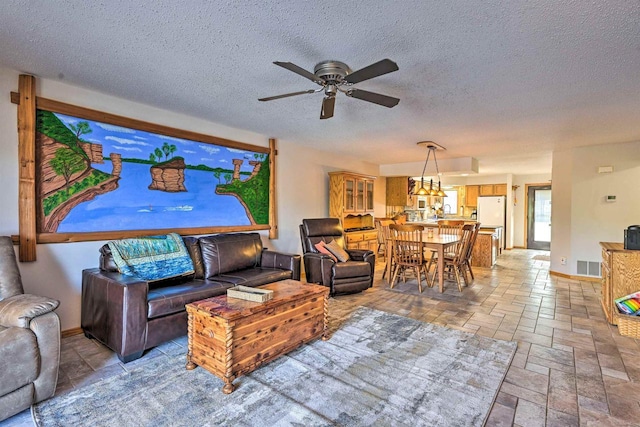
[261,250,301,280]
[345,249,372,261]
[302,253,335,289]
[0,294,59,328]
[81,268,149,361]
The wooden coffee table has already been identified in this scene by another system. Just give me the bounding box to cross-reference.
[185,279,329,394]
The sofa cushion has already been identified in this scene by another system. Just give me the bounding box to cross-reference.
[210,268,292,287]
[147,279,231,319]
[314,241,337,262]
[0,327,38,396]
[325,240,350,262]
[199,233,263,279]
[182,237,204,279]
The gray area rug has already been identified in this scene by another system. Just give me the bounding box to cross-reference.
[33,307,516,426]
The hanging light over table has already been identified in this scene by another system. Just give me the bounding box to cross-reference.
[415,141,447,198]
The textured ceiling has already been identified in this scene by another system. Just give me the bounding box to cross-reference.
[1,1,639,175]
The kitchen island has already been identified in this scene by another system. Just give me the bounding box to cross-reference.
[407,220,503,268]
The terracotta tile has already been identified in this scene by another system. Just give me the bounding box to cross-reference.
[546,408,579,427]
[513,399,546,427]
[486,402,516,427]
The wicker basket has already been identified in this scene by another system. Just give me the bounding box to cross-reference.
[617,313,640,338]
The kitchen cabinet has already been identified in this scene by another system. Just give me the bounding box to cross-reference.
[465,185,479,206]
[479,184,507,196]
[386,176,413,207]
[472,230,498,267]
[493,184,507,195]
[481,226,504,253]
[600,242,640,325]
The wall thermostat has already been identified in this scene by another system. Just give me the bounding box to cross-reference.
[606,195,616,202]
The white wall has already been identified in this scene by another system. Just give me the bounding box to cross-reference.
[550,141,640,274]
[0,67,381,330]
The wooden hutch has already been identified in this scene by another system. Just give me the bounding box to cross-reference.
[329,171,377,251]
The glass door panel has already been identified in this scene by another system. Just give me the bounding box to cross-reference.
[356,180,365,211]
[366,180,374,211]
[527,185,551,250]
[345,179,355,211]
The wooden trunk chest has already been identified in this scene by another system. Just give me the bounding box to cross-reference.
[185,279,329,393]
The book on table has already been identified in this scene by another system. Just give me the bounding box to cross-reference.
[227,285,274,302]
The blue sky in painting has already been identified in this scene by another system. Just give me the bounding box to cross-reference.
[54,113,263,172]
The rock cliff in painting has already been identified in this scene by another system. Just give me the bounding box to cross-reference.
[148,157,187,192]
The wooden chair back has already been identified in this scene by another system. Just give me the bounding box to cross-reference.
[464,222,481,263]
[376,219,394,245]
[389,224,424,267]
[452,224,476,264]
[437,219,464,236]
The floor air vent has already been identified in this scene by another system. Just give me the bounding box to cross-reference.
[577,260,601,277]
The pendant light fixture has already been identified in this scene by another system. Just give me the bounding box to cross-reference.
[415,141,447,198]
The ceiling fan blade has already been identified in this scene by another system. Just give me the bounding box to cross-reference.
[273,61,322,84]
[344,59,399,84]
[320,96,335,119]
[346,89,400,108]
[258,89,317,102]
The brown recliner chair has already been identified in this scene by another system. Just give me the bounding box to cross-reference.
[299,218,375,295]
[0,236,60,421]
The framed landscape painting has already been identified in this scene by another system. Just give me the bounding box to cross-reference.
[33,103,272,241]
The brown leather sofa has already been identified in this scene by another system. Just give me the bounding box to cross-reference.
[0,236,60,422]
[299,218,375,295]
[82,232,300,363]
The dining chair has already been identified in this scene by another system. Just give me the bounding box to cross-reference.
[389,224,427,292]
[432,224,475,291]
[461,222,481,284]
[375,218,394,261]
[425,219,465,276]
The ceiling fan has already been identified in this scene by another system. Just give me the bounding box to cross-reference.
[258,59,400,119]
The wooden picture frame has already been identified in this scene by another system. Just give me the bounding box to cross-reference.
[12,82,277,252]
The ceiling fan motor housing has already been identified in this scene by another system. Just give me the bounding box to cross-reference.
[313,60,351,83]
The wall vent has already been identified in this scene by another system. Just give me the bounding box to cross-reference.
[576,260,601,277]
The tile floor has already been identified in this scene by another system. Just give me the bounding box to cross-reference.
[3,249,639,427]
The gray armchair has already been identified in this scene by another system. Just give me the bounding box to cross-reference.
[0,236,61,421]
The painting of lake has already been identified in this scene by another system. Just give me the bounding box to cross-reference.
[35,109,270,235]
[57,162,250,232]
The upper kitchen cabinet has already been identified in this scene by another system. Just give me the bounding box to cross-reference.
[479,184,507,196]
[386,176,413,207]
[329,171,376,218]
[465,185,479,206]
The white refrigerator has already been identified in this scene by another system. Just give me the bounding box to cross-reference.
[477,196,506,228]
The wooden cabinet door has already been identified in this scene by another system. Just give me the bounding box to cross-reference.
[366,180,374,211]
[479,185,494,196]
[344,178,355,212]
[466,185,479,206]
[356,180,365,211]
[493,184,507,196]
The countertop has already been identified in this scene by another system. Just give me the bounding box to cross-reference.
[407,220,503,230]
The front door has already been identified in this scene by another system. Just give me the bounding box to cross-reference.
[527,185,551,250]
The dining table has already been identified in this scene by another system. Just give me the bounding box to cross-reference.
[385,231,461,293]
